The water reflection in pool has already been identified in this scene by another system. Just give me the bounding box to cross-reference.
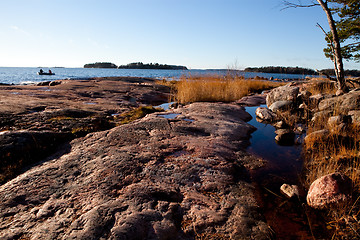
[246,105,303,182]
[245,105,327,239]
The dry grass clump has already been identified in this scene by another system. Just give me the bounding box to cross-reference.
[175,74,283,104]
[306,78,337,95]
[304,125,360,188]
[303,104,360,239]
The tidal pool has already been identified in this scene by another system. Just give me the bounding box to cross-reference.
[245,105,327,239]
[246,105,303,182]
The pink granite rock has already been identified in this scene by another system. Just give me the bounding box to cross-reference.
[307,172,352,209]
[0,102,270,239]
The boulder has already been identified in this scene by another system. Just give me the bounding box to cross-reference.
[327,115,351,126]
[307,173,352,209]
[308,94,324,108]
[348,110,360,124]
[236,95,266,106]
[298,90,311,102]
[269,100,293,112]
[49,81,62,86]
[318,91,360,112]
[311,111,331,123]
[280,184,300,199]
[275,129,295,146]
[304,129,329,144]
[255,107,276,122]
[266,84,299,107]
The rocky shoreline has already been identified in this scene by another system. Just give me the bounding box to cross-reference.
[0,77,271,239]
[2,77,358,238]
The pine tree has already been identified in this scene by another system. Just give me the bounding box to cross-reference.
[324,0,360,62]
[283,0,360,93]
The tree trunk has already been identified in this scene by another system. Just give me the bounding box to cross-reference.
[316,0,348,93]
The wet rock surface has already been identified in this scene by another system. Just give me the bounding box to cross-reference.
[0,83,270,239]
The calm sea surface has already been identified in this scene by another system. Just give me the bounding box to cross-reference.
[0,67,315,85]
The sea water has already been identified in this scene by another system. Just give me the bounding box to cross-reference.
[0,67,316,85]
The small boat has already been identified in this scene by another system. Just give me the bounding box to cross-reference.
[37,72,55,75]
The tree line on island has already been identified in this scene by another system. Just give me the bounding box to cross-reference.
[84,62,188,70]
[244,66,360,77]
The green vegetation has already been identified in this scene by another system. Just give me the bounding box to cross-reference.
[323,0,360,62]
[117,106,163,125]
[283,0,360,92]
[118,62,188,70]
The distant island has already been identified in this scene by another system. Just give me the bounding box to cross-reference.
[244,66,360,77]
[244,66,317,75]
[84,62,118,68]
[118,62,188,70]
[84,62,188,70]
[319,69,360,77]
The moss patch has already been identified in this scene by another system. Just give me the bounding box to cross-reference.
[118,106,164,125]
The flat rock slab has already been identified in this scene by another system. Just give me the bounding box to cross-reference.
[0,77,169,116]
[0,102,269,239]
[0,77,172,184]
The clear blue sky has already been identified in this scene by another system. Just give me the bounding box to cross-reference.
[1,0,359,70]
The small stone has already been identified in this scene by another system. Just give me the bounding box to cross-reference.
[307,172,352,209]
[280,184,300,199]
[294,123,305,134]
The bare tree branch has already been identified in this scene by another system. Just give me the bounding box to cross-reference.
[281,1,319,10]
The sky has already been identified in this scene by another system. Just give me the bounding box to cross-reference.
[0,0,359,70]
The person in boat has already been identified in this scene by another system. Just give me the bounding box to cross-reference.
[39,69,44,74]
[49,69,52,74]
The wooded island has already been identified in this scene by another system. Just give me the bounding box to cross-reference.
[84,62,188,70]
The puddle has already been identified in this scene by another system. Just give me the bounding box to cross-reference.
[84,102,98,105]
[155,102,176,111]
[245,105,327,239]
[246,105,303,180]
[158,113,180,119]
[183,118,194,122]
